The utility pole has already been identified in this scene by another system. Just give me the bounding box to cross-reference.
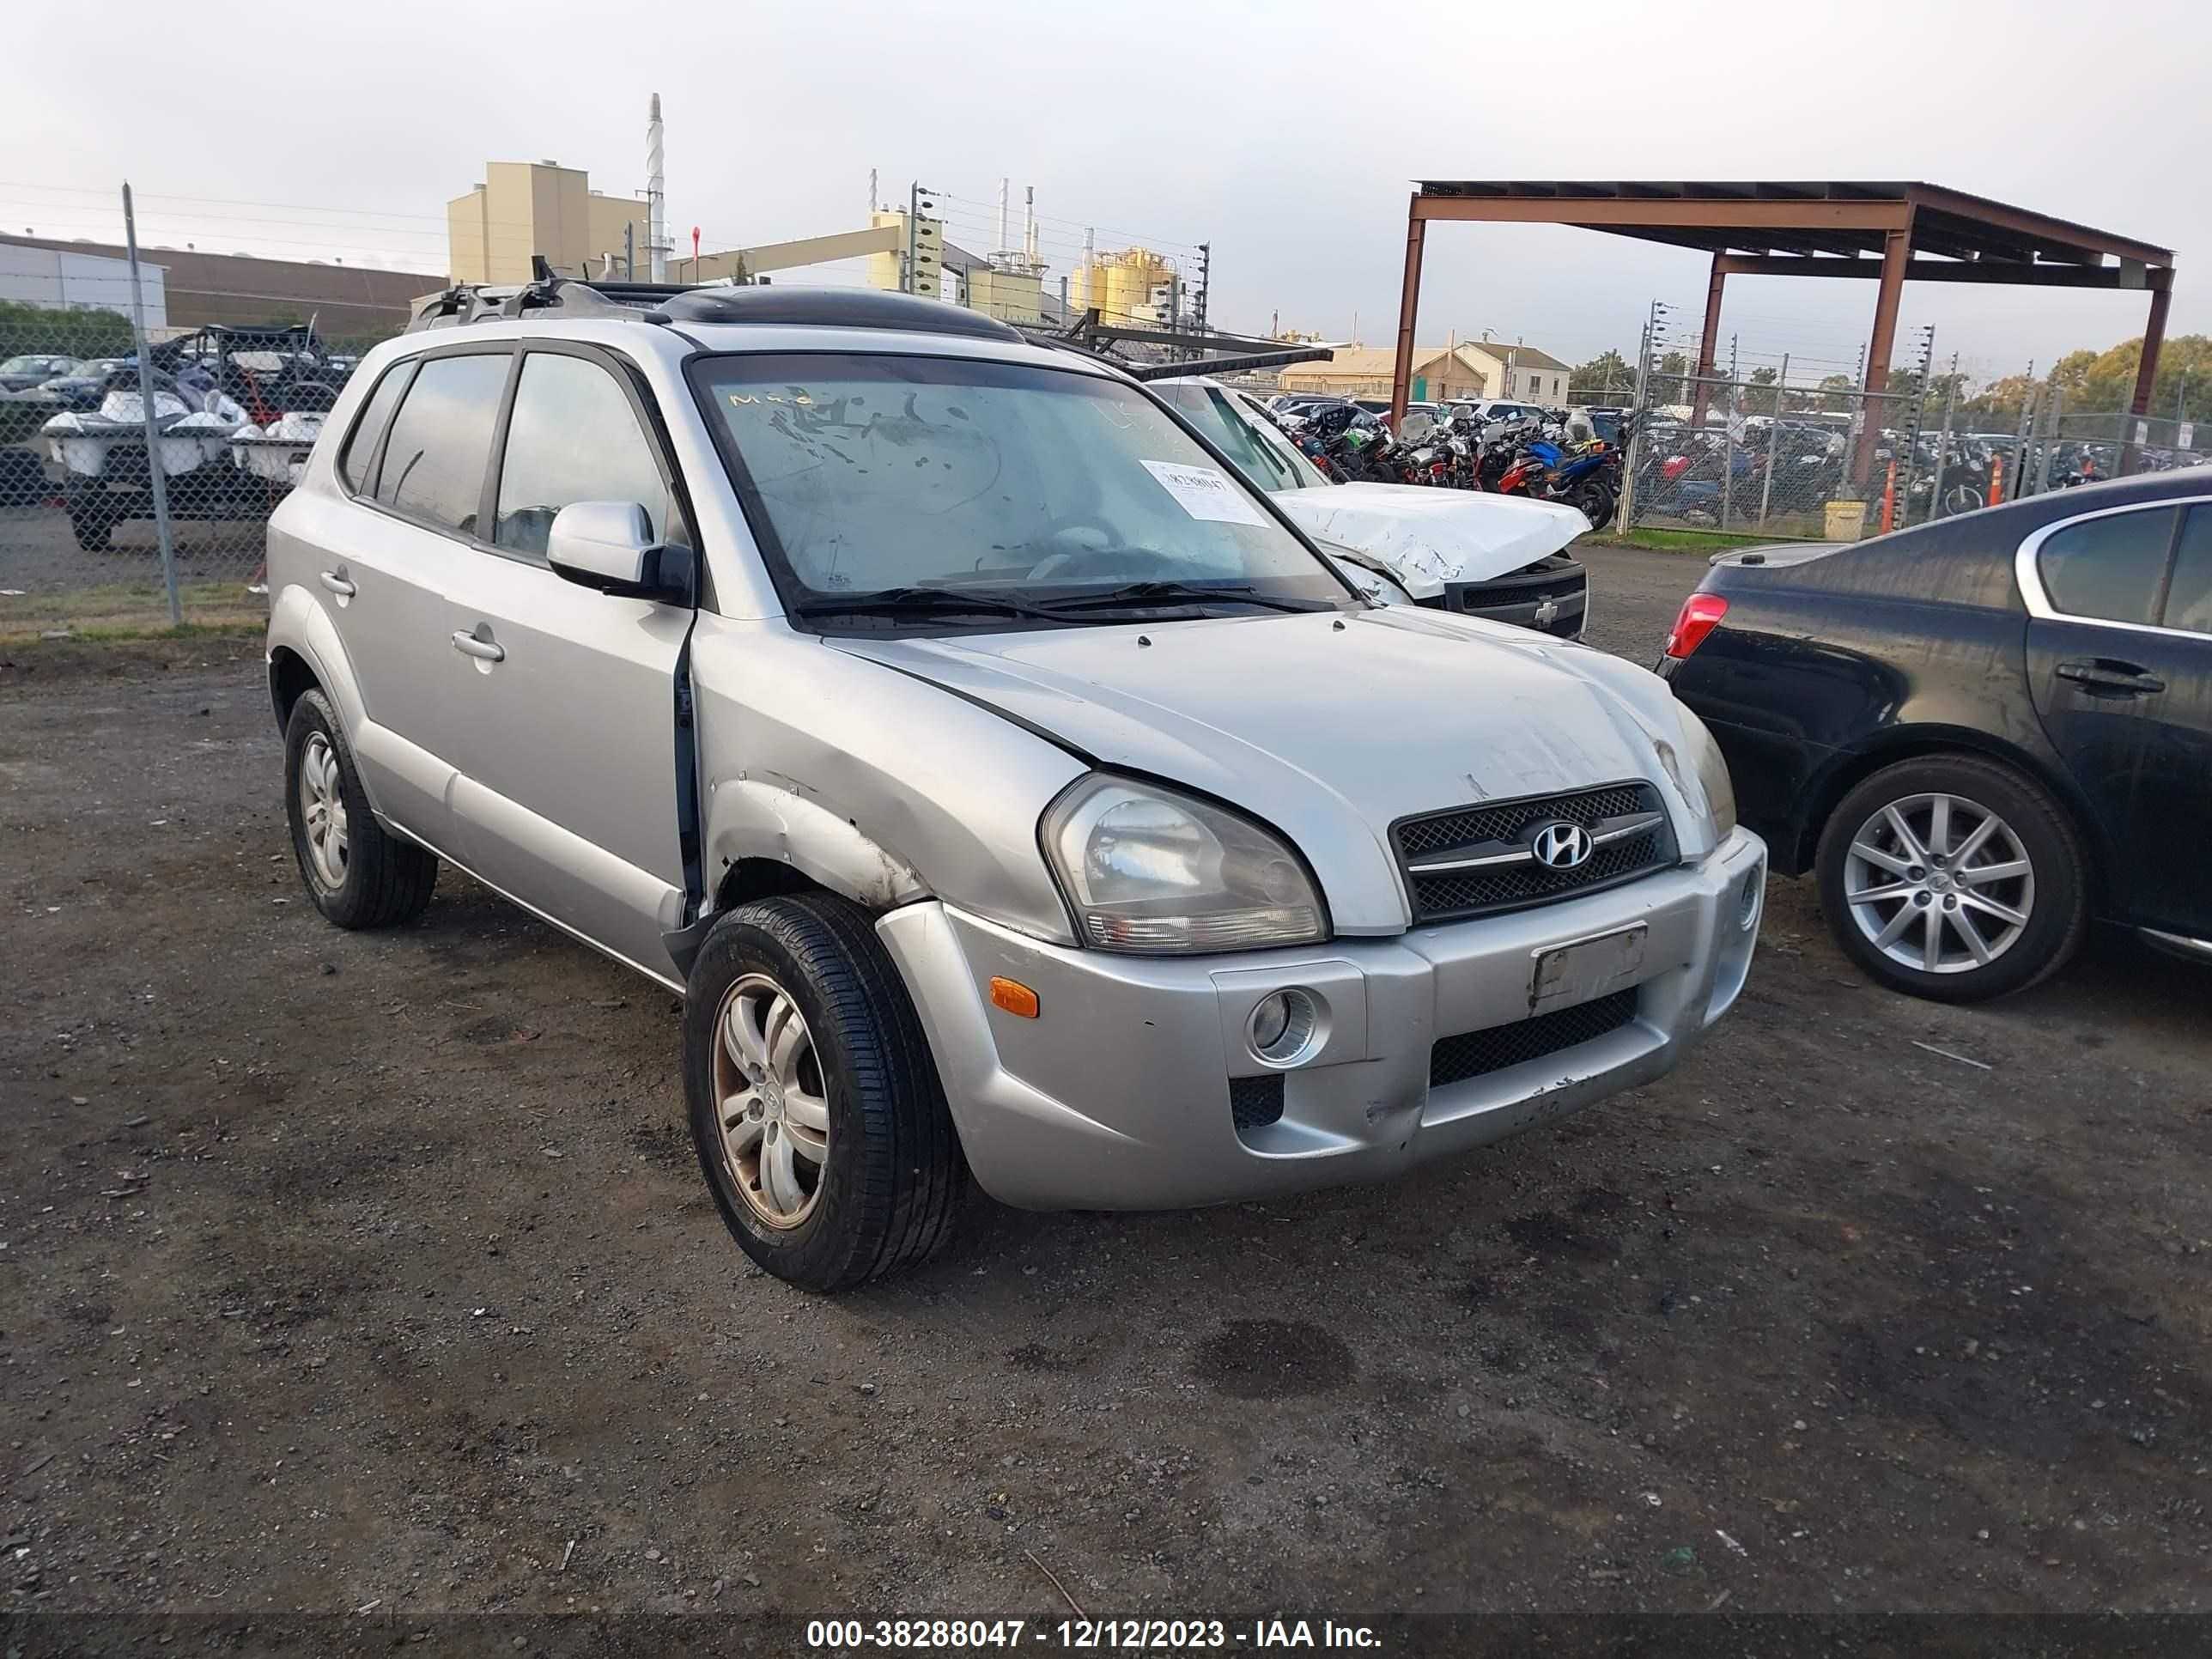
[1620,300,1670,530]
[121,182,179,628]
[623,222,635,282]
[904,180,918,294]
[1194,241,1211,337]
[1926,351,1959,522]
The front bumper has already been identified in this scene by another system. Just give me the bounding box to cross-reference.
[878,826,1765,1211]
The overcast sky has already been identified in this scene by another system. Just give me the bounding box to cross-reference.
[9,0,2203,387]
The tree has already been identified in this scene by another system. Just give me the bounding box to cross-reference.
[0,299,133,362]
[1569,348,1632,403]
[1817,373,1855,415]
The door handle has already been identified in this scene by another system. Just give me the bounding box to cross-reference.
[2055,658,2164,696]
[319,571,356,597]
[451,629,506,664]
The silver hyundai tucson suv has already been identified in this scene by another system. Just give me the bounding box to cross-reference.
[264,279,1765,1290]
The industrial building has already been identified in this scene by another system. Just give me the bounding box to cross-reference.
[446,161,653,285]
[0,232,431,337]
[0,240,166,329]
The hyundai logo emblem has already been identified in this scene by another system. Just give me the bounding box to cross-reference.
[1528,819,1595,871]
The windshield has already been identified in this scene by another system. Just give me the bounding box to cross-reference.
[696,354,1351,620]
[1152,381,1330,494]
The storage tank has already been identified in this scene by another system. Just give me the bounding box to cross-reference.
[1074,246,1173,325]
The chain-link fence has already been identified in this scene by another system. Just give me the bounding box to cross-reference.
[2,193,413,642]
[1620,374,1932,538]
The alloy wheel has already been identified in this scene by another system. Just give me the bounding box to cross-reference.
[1842,792,2035,975]
[712,974,831,1227]
[298,732,349,891]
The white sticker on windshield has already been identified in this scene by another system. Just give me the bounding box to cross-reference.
[1139,459,1268,526]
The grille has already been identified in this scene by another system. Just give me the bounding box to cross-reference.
[1394,781,1674,924]
[1228,1073,1285,1133]
[1429,989,1638,1090]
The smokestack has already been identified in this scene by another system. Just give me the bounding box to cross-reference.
[1024,186,1037,268]
[869,167,878,216]
[997,178,1011,264]
[647,93,666,283]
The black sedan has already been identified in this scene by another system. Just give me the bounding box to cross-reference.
[1658,470,2211,1001]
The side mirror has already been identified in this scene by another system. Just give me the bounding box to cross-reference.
[546,501,690,603]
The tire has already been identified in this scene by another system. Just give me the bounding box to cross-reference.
[283,688,438,928]
[1814,754,2087,1003]
[1571,481,1616,529]
[68,505,111,552]
[684,894,966,1291]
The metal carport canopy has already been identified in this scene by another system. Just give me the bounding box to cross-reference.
[1390,181,2178,479]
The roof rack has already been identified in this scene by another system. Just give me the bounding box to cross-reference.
[408,264,1025,343]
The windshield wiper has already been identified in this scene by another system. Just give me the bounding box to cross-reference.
[1030,580,1330,616]
[790,586,1067,624]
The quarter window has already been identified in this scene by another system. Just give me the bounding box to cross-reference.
[2163,505,2212,635]
[2034,507,2179,627]
[373,352,511,536]
[495,352,683,557]
[337,362,411,495]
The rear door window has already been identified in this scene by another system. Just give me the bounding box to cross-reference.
[2034,506,2179,626]
[373,352,512,536]
[492,350,684,558]
[2162,505,2212,635]
[337,362,413,495]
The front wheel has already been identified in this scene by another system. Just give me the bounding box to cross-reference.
[684,894,967,1291]
[1814,755,2087,1002]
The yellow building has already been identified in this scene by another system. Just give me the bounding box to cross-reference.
[864,210,944,298]
[966,266,1043,325]
[447,161,653,285]
[1276,341,1572,404]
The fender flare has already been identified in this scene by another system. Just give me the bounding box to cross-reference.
[265,585,369,752]
[691,774,930,939]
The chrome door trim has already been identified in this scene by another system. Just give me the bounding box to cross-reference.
[2014,493,2212,643]
[2141,927,2212,963]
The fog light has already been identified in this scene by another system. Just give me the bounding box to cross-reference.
[1737,867,1763,929]
[1248,988,1318,1066]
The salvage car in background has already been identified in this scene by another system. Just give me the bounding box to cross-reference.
[264,280,1763,1290]
[1660,471,2212,1001]
[0,353,81,392]
[1155,376,1592,638]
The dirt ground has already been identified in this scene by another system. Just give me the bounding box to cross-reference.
[3,545,2209,1644]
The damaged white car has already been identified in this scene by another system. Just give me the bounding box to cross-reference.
[1154,376,1592,639]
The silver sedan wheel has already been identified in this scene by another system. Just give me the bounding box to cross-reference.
[1843,791,2035,975]
[298,732,349,892]
[712,974,831,1228]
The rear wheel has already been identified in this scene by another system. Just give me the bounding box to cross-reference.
[1571,480,1616,528]
[1815,755,2086,1002]
[283,689,438,928]
[66,492,112,551]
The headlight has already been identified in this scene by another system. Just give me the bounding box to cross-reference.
[1042,775,1327,954]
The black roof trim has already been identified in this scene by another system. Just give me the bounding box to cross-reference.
[407,276,1028,343]
[657,285,1023,340]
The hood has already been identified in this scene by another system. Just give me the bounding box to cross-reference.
[836,606,1700,933]
[1269,484,1588,600]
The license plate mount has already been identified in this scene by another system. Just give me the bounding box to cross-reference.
[1529,924,1648,1016]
